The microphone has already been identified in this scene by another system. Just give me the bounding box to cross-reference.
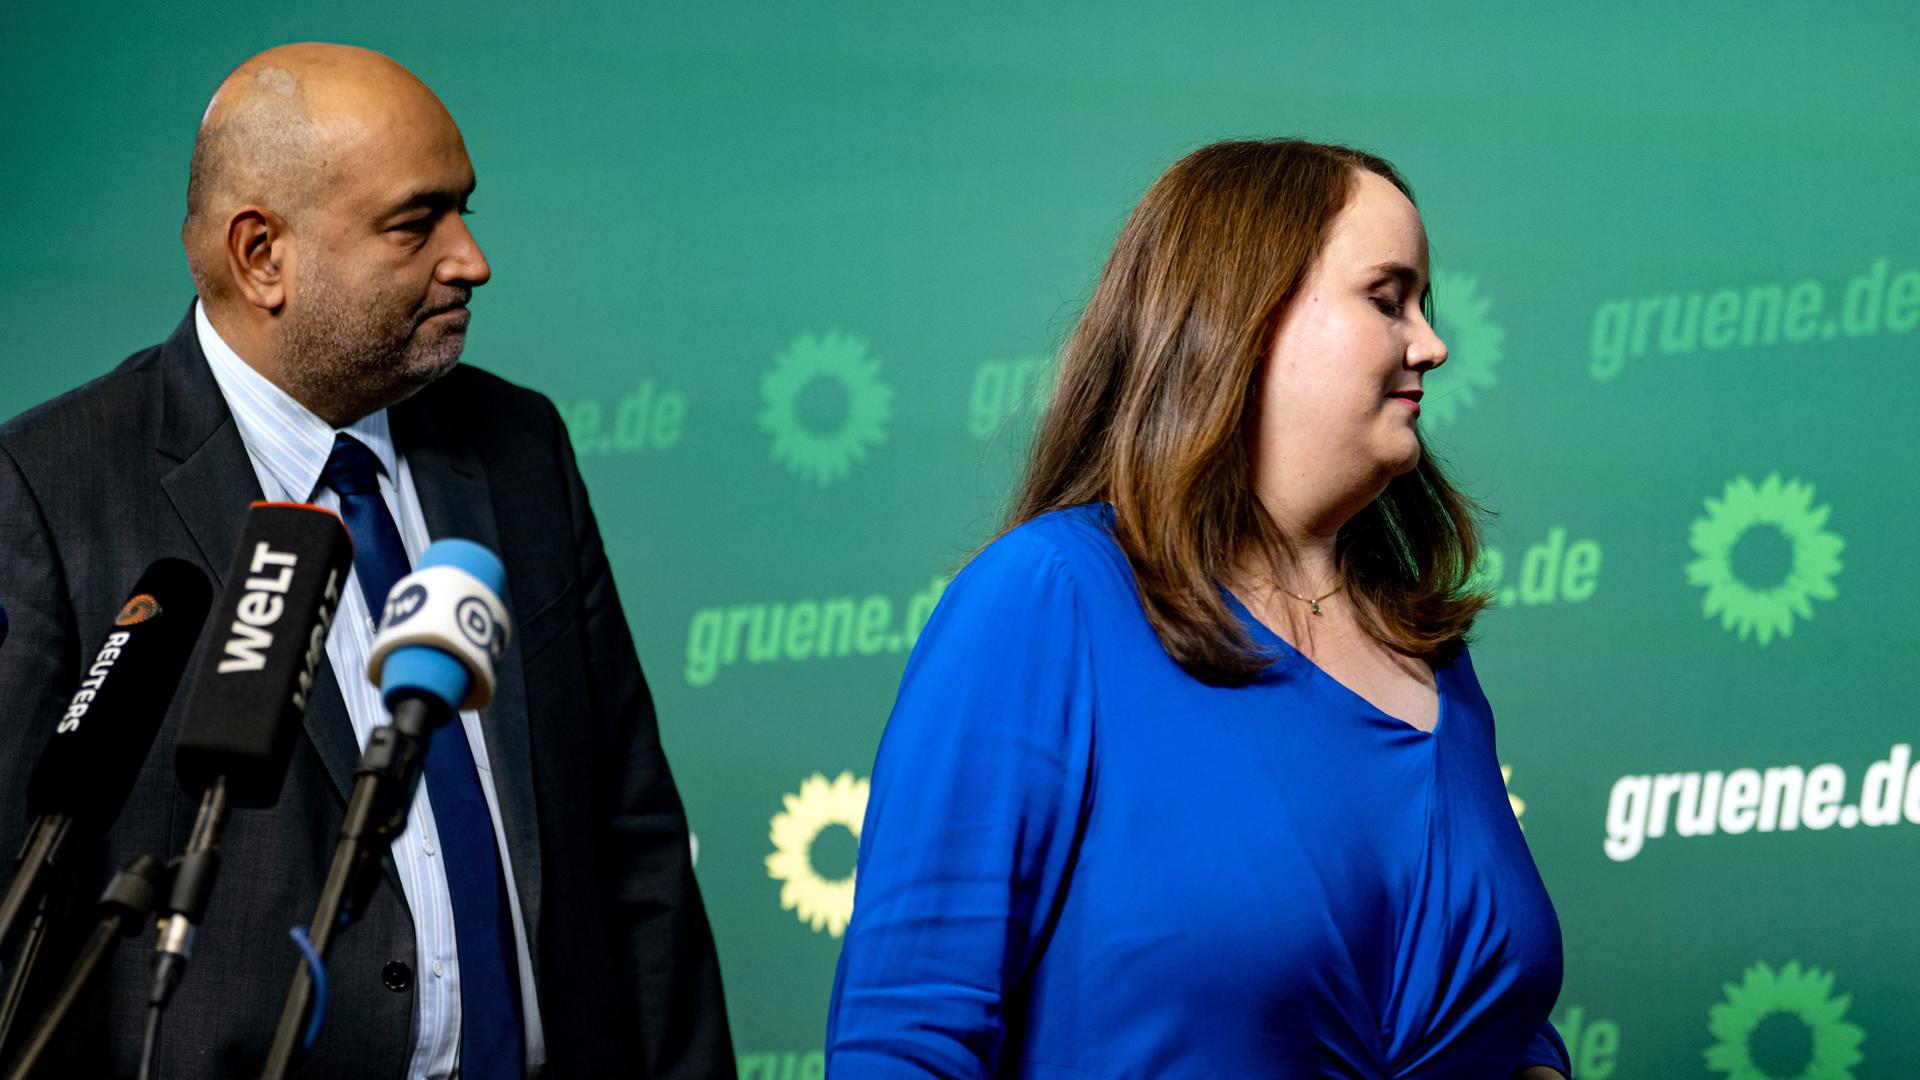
[368,538,510,715]
[0,601,9,650]
[0,559,213,959]
[148,504,351,1017]
[260,539,509,1080]
[173,503,355,807]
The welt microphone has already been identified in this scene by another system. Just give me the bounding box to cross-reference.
[148,503,351,1012]
[0,559,213,959]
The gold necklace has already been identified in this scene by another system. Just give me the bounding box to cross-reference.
[1250,573,1342,616]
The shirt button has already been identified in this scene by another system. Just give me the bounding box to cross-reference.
[432,960,445,978]
[382,961,413,992]
[422,839,435,856]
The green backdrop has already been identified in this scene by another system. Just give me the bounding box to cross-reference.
[3,4,1915,1076]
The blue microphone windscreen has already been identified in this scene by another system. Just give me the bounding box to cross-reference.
[378,538,507,710]
[417,539,505,597]
[382,647,470,711]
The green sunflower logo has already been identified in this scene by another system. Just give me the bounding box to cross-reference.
[766,771,870,937]
[1685,474,1844,646]
[1424,267,1503,424]
[757,330,894,486]
[1705,960,1864,1080]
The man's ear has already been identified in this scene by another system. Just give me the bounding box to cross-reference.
[224,206,293,313]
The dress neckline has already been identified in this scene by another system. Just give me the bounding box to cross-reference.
[1221,587,1448,737]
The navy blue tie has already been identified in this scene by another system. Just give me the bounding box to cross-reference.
[321,433,524,1080]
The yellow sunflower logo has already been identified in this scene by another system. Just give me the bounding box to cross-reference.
[1685,474,1844,645]
[1705,960,1864,1080]
[1502,764,1526,827]
[766,771,870,937]
[757,330,893,486]
[1424,267,1503,424]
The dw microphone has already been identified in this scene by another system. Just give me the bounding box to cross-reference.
[260,538,510,1079]
[0,559,213,959]
[148,504,352,1016]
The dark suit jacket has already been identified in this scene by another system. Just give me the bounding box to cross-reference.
[0,309,735,1078]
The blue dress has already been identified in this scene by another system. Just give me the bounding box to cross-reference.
[827,505,1571,1079]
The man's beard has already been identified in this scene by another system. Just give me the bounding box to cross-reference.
[278,256,470,423]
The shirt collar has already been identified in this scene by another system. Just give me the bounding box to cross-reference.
[195,299,398,503]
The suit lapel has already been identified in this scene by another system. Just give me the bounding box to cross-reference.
[152,309,364,806]
[392,389,544,953]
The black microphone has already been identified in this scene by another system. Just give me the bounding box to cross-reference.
[0,601,10,650]
[174,503,355,807]
[0,559,213,959]
[260,538,511,1079]
[148,503,351,1017]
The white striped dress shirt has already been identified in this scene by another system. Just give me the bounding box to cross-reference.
[194,301,545,1079]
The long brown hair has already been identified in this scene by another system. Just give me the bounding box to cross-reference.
[1007,138,1489,685]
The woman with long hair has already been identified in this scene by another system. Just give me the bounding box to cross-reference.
[826,139,1571,1079]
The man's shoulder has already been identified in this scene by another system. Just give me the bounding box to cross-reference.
[0,341,170,459]
[410,361,568,449]
[423,362,554,411]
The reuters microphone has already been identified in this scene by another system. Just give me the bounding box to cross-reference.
[0,559,213,960]
[148,504,351,1017]
[260,538,509,1079]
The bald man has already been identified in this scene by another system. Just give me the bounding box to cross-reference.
[0,44,734,1079]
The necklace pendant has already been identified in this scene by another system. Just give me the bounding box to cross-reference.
[1310,601,1322,615]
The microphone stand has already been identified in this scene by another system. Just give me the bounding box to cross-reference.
[259,694,447,1080]
[0,896,52,1058]
[0,821,80,1060]
[137,777,230,1080]
[151,778,228,1004]
[0,819,70,962]
[1,856,167,1080]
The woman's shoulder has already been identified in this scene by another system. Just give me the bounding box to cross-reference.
[896,508,1122,692]
[969,503,1132,592]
